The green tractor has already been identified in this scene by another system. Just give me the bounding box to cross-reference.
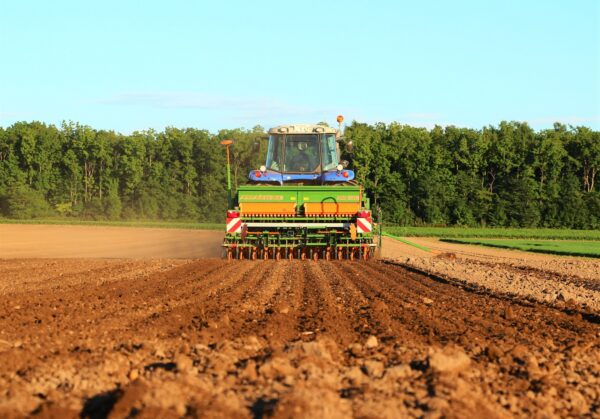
[222,116,380,260]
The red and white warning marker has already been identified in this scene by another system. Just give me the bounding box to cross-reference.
[356,211,372,233]
[226,210,242,234]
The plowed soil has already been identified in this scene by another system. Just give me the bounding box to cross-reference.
[1,257,599,418]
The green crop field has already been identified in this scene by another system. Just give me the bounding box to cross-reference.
[383,226,600,241]
[441,238,600,258]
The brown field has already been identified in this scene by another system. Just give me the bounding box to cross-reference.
[0,225,598,418]
[0,224,223,259]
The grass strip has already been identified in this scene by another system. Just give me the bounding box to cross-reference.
[382,232,432,252]
[441,238,600,258]
[384,227,600,241]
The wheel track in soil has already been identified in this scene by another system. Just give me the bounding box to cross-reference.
[236,262,294,341]
[252,262,307,345]
[322,262,376,341]
[197,261,284,342]
[295,263,323,339]
[336,262,434,343]
[304,262,359,346]
[138,261,271,341]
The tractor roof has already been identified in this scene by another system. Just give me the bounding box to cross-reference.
[268,124,338,135]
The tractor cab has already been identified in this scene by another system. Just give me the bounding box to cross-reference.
[249,124,354,184]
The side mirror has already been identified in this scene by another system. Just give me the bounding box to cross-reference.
[252,141,260,152]
[345,140,353,153]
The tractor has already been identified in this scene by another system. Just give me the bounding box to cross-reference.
[222,115,380,260]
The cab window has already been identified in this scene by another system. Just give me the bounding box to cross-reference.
[266,135,283,171]
[284,135,319,172]
[321,134,338,171]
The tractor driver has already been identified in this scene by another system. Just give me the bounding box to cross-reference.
[289,141,317,172]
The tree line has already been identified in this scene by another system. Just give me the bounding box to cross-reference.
[345,121,600,228]
[0,120,598,228]
[0,121,263,222]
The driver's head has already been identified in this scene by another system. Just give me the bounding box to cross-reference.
[297,142,308,151]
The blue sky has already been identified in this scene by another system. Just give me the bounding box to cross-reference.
[1,0,599,133]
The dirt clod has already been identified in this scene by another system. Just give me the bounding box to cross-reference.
[128,370,139,381]
[429,347,471,374]
[365,335,378,349]
[362,360,385,378]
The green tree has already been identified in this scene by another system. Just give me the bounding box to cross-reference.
[5,184,51,219]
